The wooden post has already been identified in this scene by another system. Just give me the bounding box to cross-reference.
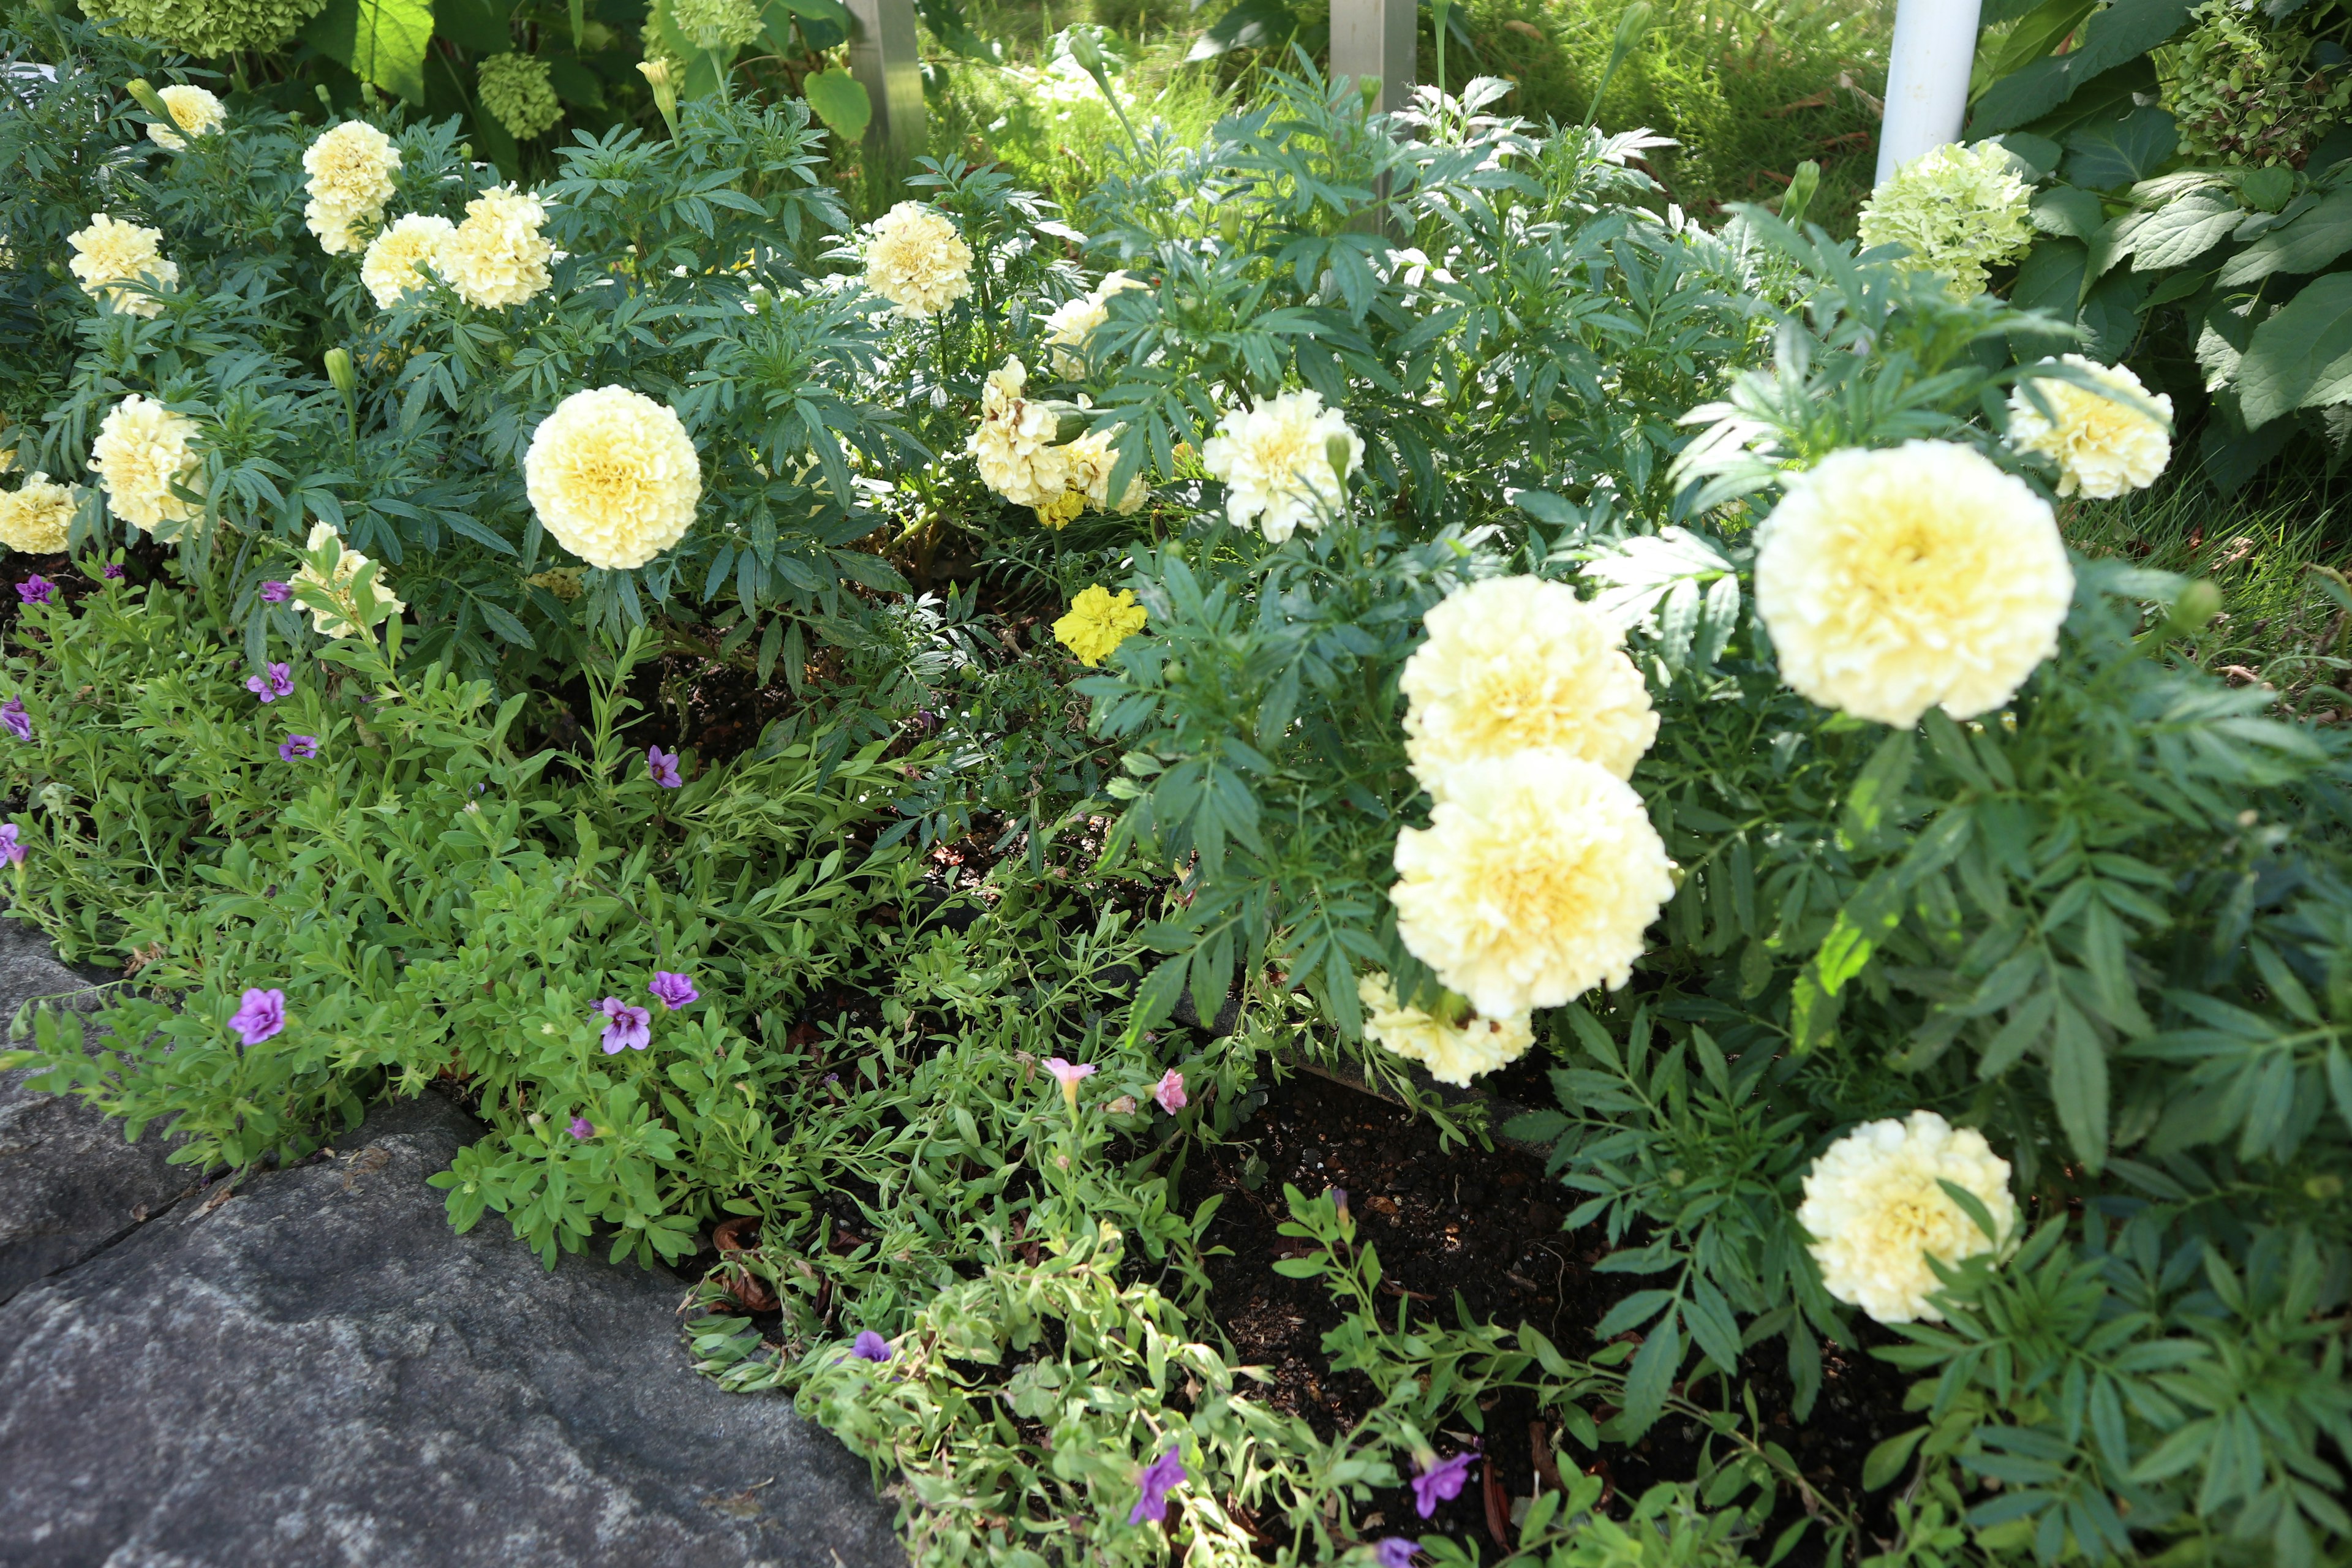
[846,0,925,176]
[1328,0,1415,115]
[1875,0,1983,186]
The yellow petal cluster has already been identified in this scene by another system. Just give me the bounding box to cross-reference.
[293,521,407,638]
[67,213,179,318]
[1755,441,2074,729]
[303,121,401,255]
[862,202,973,320]
[148,84,224,149]
[88,395,203,535]
[523,385,701,570]
[360,214,457,309]
[1200,390,1362,543]
[1401,575,1656,799]
[1060,426,1147,516]
[0,473,80,553]
[1796,1110,2016,1325]
[969,359,1145,525]
[2006,355,2174,499]
[1052,584,1147,666]
[1042,271,1146,379]
[1356,972,1533,1088]
[443,185,556,311]
[1856,141,2033,298]
[1390,751,1674,1020]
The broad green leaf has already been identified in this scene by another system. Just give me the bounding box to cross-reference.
[2125,189,2239,271]
[2238,273,2352,427]
[433,0,511,53]
[1970,0,2194,134]
[2220,187,2352,284]
[802,68,870,141]
[2030,185,2107,241]
[1863,1427,1928,1491]
[2063,105,2178,190]
[305,0,435,102]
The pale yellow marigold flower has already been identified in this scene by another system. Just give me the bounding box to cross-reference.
[1060,426,1147,516]
[88,394,203,534]
[360,214,457,309]
[1042,271,1147,378]
[524,385,701,570]
[1200,390,1363,543]
[303,121,402,255]
[862,201,973,320]
[969,356,1071,508]
[2007,355,2174,499]
[148,84,224,149]
[1052,584,1147,666]
[1401,575,1656,800]
[293,521,407,637]
[443,185,556,310]
[1857,141,2033,299]
[1755,441,2074,729]
[1796,1110,2016,1325]
[1356,972,1533,1088]
[1390,750,1675,1020]
[67,213,179,317]
[0,473,80,553]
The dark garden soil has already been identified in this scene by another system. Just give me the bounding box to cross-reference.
[1180,1070,1914,1562]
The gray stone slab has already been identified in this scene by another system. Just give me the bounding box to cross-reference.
[0,1088,902,1567]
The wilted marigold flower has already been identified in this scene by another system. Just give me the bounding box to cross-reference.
[1200,390,1362,543]
[1357,972,1532,1087]
[1401,575,1656,800]
[303,121,402,255]
[360,213,456,309]
[1796,1110,2016,1324]
[0,474,80,554]
[1052,584,1147,666]
[68,213,179,317]
[2006,355,2173,499]
[861,202,973,320]
[444,184,554,310]
[969,356,1069,508]
[1042,271,1146,378]
[1856,141,2032,298]
[89,395,203,535]
[1754,441,2074,729]
[148,84,224,149]
[1390,750,1673,1020]
[292,521,406,636]
[524,386,701,570]
[1058,426,1147,517]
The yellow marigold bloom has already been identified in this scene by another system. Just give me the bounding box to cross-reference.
[523,385,701,570]
[1401,575,1656,800]
[1356,972,1532,1088]
[0,473,80,553]
[88,394,203,535]
[969,356,1069,508]
[443,184,555,310]
[861,202,973,320]
[1755,442,2074,729]
[1796,1110,2016,1325]
[67,213,179,317]
[360,214,456,309]
[293,521,406,637]
[1042,271,1146,378]
[1390,750,1674,1020]
[2006,355,2174,499]
[1200,390,1363,543]
[1856,141,2033,298]
[148,84,224,149]
[1036,489,1085,530]
[303,121,401,255]
[1052,584,1147,666]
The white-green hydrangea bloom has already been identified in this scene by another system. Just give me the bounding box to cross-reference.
[1857,141,2034,300]
[87,0,330,57]
[669,0,762,53]
[477,53,562,142]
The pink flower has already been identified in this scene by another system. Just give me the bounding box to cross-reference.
[1154,1069,1186,1114]
[1043,1057,1095,1110]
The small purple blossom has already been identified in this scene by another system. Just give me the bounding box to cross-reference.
[0,824,25,867]
[850,1330,892,1363]
[1376,1539,1419,1568]
[648,970,699,1009]
[567,1115,594,1139]
[597,996,651,1054]
[100,562,124,581]
[230,987,286,1046]
[1127,1446,1187,1526]
[1409,1452,1476,1520]
[2,696,29,742]
[16,575,55,606]
[279,734,319,760]
[246,662,295,704]
[260,580,292,604]
[646,744,682,788]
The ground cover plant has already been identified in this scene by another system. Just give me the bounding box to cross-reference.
[6,9,2352,1568]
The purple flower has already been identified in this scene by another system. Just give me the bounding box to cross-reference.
[649,970,698,1009]
[0,824,25,867]
[17,575,55,606]
[850,1330,892,1362]
[1409,1452,1475,1520]
[100,562,124,580]
[1376,1540,1419,1568]
[230,987,286,1046]
[260,580,292,604]
[567,1115,594,1139]
[2,696,29,742]
[279,734,319,760]
[597,996,651,1054]
[646,745,682,788]
[246,663,294,704]
[1127,1445,1186,1526]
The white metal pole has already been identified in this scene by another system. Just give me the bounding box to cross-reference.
[1875,0,1983,187]
[846,0,925,173]
[1329,0,1415,115]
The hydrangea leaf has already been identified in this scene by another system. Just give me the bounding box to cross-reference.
[802,68,870,142]
[303,0,435,103]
